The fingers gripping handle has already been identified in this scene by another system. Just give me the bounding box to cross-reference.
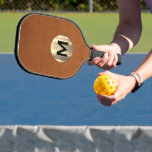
[89,48,122,65]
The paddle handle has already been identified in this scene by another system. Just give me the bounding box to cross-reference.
[89,48,122,65]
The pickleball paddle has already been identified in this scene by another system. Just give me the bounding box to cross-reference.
[15,13,122,79]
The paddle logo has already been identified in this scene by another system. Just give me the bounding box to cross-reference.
[51,35,73,62]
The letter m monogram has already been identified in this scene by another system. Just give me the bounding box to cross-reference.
[57,40,68,57]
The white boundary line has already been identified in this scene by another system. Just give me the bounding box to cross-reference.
[0,52,14,54]
[127,52,147,54]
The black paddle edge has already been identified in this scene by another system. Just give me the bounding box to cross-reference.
[14,12,92,80]
[14,12,122,79]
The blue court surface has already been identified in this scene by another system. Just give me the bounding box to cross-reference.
[0,53,152,125]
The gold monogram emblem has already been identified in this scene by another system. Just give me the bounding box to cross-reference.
[50,35,73,62]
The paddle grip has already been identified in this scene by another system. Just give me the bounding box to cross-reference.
[89,48,122,65]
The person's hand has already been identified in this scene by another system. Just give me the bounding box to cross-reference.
[88,44,121,70]
[96,71,136,106]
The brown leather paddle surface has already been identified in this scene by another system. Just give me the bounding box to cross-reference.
[15,13,121,79]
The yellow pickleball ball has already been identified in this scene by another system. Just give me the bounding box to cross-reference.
[94,74,118,96]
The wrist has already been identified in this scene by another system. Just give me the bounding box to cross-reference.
[110,43,122,55]
[111,35,134,55]
[128,75,137,92]
[128,72,144,93]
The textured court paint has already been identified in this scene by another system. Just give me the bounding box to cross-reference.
[0,54,152,125]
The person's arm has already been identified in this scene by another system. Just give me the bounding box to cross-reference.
[88,0,142,69]
[111,0,142,55]
[134,50,152,82]
[97,50,152,106]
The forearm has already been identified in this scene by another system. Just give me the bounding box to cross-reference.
[110,0,142,55]
[134,50,152,82]
[111,22,142,55]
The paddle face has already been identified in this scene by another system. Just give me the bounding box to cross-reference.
[15,13,90,79]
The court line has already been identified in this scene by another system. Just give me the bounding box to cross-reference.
[0,52,14,54]
[127,52,147,54]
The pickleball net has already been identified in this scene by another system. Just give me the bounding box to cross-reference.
[0,125,152,152]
